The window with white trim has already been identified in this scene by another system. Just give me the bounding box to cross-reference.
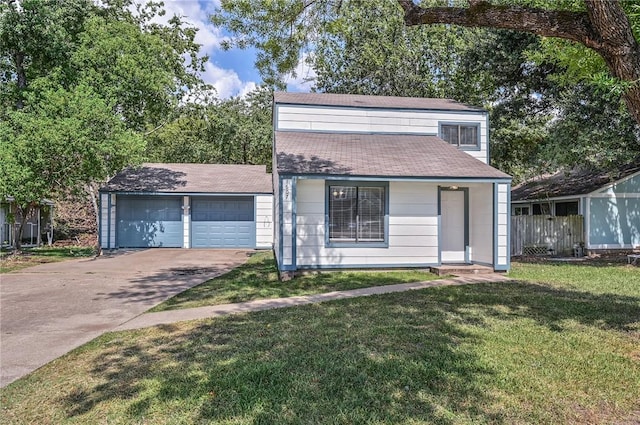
[328,185,385,243]
[440,123,479,148]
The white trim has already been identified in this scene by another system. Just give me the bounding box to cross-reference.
[587,243,636,250]
[584,197,590,248]
[512,195,582,203]
[587,193,640,199]
[587,169,640,196]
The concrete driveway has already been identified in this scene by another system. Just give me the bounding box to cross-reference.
[0,248,252,388]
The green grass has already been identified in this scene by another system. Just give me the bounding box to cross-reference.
[151,251,443,311]
[2,261,639,424]
[0,246,95,273]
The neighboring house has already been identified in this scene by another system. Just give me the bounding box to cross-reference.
[511,162,640,251]
[272,92,512,273]
[0,198,55,248]
[99,163,273,249]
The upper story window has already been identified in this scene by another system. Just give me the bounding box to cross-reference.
[439,123,480,149]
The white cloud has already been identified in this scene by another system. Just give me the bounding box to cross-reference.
[203,62,257,99]
[152,0,225,52]
[286,52,317,92]
[134,0,256,99]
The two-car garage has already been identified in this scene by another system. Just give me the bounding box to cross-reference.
[100,164,273,250]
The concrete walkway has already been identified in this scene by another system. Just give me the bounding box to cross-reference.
[116,273,512,331]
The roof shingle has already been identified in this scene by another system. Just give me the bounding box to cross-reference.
[101,163,272,194]
[274,92,484,112]
[275,132,510,179]
[511,161,640,201]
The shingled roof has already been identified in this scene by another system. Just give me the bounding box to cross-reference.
[275,132,510,179]
[512,160,640,201]
[101,163,272,194]
[274,92,484,112]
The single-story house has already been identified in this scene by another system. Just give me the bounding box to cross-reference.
[272,92,512,272]
[99,163,273,249]
[1,198,55,248]
[511,161,640,251]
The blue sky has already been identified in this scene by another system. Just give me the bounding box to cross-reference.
[157,0,315,98]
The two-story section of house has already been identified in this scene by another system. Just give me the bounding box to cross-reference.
[272,92,511,273]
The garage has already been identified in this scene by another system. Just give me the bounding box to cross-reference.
[191,196,255,248]
[116,196,183,248]
[99,163,273,250]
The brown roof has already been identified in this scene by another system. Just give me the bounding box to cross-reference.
[275,132,510,179]
[274,92,484,112]
[101,163,272,194]
[512,161,640,201]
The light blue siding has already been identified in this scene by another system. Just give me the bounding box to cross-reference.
[598,173,640,194]
[117,196,183,248]
[589,198,640,246]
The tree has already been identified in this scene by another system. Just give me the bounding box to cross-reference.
[0,0,208,250]
[396,0,640,127]
[213,0,640,179]
[146,86,274,168]
[0,83,143,250]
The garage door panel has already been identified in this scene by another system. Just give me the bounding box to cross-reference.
[118,220,183,247]
[191,197,255,248]
[117,196,182,248]
[191,221,255,248]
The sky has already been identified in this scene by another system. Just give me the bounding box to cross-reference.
[157,0,316,98]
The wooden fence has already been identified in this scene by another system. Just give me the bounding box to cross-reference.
[511,215,584,256]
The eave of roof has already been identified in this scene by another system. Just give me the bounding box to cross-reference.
[273,92,485,112]
[101,163,273,194]
[511,161,640,201]
[275,131,510,179]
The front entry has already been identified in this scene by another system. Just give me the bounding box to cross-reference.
[440,189,467,263]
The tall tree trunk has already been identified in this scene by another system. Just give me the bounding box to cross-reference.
[397,0,640,126]
[13,203,34,252]
[13,51,27,110]
[85,184,101,256]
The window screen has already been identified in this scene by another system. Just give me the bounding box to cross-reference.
[555,201,579,216]
[329,185,385,243]
[460,126,478,146]
[441,124,479,147]
[532,202,552,215]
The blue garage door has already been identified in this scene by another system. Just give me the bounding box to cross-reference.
[191,197,255,248]
[117,196,183,248]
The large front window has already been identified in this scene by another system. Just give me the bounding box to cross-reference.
[329,185,385,243]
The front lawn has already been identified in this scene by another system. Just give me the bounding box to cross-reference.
[2,262,638,424]
[0,246,96,273]
[151,250,442,311]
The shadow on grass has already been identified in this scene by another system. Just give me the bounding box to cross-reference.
[153,252,441,311]
[59,280,640,423]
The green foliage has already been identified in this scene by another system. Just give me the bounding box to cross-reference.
[146,86,274,168]
[214,0,640,180]
[0,0,93,109]
[0,0,210,248]
[0,82,144,205]
[542,85,640,170]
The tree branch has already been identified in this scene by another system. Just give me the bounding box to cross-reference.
[396,0,600,50]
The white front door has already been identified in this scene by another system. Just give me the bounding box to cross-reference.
[441,190,466,263]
